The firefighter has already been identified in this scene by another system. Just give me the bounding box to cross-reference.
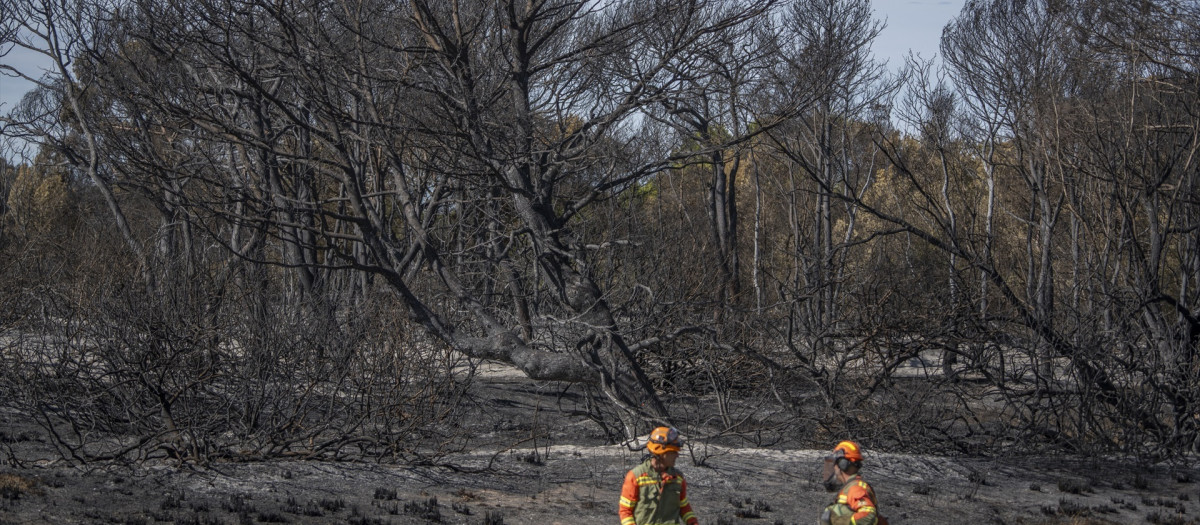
[819,440,887,525]
[619,427,700,525]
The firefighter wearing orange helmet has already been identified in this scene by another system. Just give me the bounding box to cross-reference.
[619,427,699,525]
[820,440,887,525]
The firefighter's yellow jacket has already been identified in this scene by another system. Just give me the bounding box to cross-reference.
[619,459,698,525]
[828,474,885,525]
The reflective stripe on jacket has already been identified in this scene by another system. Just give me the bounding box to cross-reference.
[833,475,879,525]
[618,459,698,525]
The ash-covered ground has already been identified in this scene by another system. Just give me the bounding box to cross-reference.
[2,364,1198,525]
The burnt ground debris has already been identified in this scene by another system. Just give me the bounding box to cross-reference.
[1,364,1198,525]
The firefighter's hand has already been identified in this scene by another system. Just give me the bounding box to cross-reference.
[819,506,832,525]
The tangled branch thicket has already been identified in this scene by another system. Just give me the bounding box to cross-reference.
[1,261,468,464]
[1,0,1198,464]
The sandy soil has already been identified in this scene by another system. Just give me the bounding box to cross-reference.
[2,364,1198,525]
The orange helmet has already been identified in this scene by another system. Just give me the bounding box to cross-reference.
[832,440,863,462]
[646,427,682,455]
[822,440,865,492]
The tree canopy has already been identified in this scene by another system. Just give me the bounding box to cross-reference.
[1,0,1198,463]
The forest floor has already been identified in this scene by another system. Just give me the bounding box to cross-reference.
[2,363,1198,525]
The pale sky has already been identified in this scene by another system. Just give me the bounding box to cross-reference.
[0,45,48,116]
[871,0,967,70]
[1,1,966,150]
